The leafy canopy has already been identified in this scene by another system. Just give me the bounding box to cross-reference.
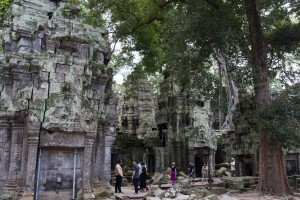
[72,0,300,147]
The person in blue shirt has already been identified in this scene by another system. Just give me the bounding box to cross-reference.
[188,161,195,179]
[132,160,140,194]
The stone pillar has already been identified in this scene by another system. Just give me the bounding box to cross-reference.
[251,154,257,176]
[0,120,11,182]
[103,135,114,185]
[210,150,216,172]
[22,128,39,198]
[83,137,94,199]
[8,123,23,180]
[93,136,101,188]
[167,136,174,165]
[96,126,115,187]
[239,159,242,176]
[19,125,28,192]
[209,150,215,175]
[155,148,161,171]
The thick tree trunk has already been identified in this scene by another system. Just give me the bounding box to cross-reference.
[244,0,293,195]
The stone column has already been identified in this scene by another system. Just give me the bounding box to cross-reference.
[102,135,114,186]
[19,125,28,192]
[22,128,39,198]
[83,136,94,199]
[95,125,115,187]
[167,135,174,165]
[209,150,215,175]
[8,123,23,180]
[254,150,259,175]
[0,120,11,181]
[211,150,216,172]
[155,147,161,171]
[93,135,101,188]
[239,159,242,176]
[251,154,257,176]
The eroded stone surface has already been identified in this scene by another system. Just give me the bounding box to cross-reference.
[155,70,216,172]
[0,0,116,199]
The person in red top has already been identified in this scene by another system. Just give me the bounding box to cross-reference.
[170,162,176,186]
[115,160,124,194]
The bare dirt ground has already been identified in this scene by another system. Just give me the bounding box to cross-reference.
[110,185,300,200]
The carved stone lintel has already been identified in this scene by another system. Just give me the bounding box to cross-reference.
[40,131,85,147]
[86,131,97,140]
[26,122,41,135]
[27,129,40,138]
[0,120,10,128]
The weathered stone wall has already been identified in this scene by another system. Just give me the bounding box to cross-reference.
[216,93,259,176]
[0,0,116,199]
[156,71,216,174]
[118,74,157,139]
[216,92,300,177]
[113,74,159,173]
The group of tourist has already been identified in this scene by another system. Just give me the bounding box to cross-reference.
[114,157,236,194]
[132,160,148,194]
[114,160,147,195]
[187,161,208,182]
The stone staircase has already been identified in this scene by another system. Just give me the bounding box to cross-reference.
[2,179,18,198]
[39,189,73,200]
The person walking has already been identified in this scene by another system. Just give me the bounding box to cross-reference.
[132,160,140,194]
[230,158,236,177]
[188,161,195,179]
[140,162,147,192]
[170,162,177,186]
[115,160,124,194]
[201,164,208,182]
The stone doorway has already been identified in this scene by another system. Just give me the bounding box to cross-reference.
[195,156,206,177]
[287,160,298,176]
[39,148,83,197]
[147,155,155,173]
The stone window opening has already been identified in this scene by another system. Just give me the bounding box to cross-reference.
[158,124,167,147]
[121,117,128,128]
[50,0,61,7]
[47,12,53,20]
[196,100,205,107]
[132,117,139,131]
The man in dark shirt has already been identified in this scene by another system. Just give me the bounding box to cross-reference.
[132,160,140,194]
[188,161,195,179]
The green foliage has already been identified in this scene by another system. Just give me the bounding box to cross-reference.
[0,193,13,200]
[0,0,12,27]
[256,84,300,149]
[85,0,299,89]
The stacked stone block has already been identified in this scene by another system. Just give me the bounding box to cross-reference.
[0,0,116,199]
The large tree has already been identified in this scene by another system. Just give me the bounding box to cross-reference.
[81,0,300,195]
[244,0,294,195]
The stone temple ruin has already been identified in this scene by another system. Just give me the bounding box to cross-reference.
[114,70,300,183]
[113,71,217,176]
[112,73,159,173]
[0,0,116,199]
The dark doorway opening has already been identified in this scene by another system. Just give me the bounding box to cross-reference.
[195,157,204,177]
[244,163,253,176]
[147,155,155,173]
[287,160,297,176]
